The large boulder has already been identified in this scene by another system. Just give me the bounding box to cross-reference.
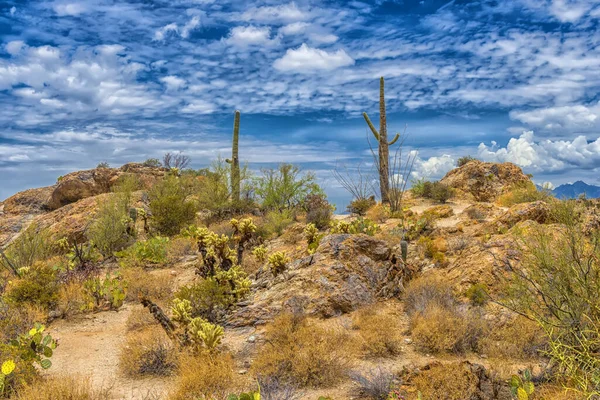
[47,163,164,210]
[227,234,413,327]
[441,161,531,202]
[494,201,551,229]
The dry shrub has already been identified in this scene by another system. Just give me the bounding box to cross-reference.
[166,236,195,261]
[411,362,485,400]
[15,375,112,400]
[56,281,87,318]
[352,307,402,358]
[410,305,475,354]
[536,384,582,400]
[126,306,158,331]
[403,274,456,317]
[121,267,173,302]
[0,300,46,342]
[480,315,545,359]
[120,327,178,377]
[252,313,354,388]
[366,203,389,223]
[349,367,395,400]
[497,182,551,207]
[168,353,237,400]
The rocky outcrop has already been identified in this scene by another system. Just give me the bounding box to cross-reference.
[227,234,415,327]
[494,201,551,230]
[441,161,531,202]
[47,163,164,210]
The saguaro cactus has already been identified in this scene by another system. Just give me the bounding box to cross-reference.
[363,77,400,203]
[226,110,241,202]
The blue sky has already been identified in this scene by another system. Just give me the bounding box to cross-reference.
[1,0,600,209]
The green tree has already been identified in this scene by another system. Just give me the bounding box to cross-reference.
[255,164,322,211]
[148,175,197,236]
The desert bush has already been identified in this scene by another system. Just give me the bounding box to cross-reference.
[366,203,389,223]
[465,207,487,221]
[410,304,480,354]
[143,158,162,168]
[82,272,127,311]
[173,279,232,323]
[120,328,178,377]
[4,261,60,310]
[349,367,394,400]
[0,301,45,343]
[56,281,87,318]
[148,175,197,236]
[121,268,173,302]
[126,307,158,332]
[304,194,333,229]
[497,182,552,207]
[163,152,190,170]
[352,307,403,358]
[330,218,380,236]
[457,155,477,167]
[258,210,295,238]
[96,161,110,169]
[87,194,132,258]
[255,163,323,211]
[411,362,502,400]
[252,313,354,388]
[14,375,112,400]
[480,316,545,360]
[255,376,300,400]
[403,275,456,318]
[166,236,195,261]
[347,197,376,216]
[0,224,54,276]
[411,180,454,203]
[116,236,169,268]
[465,283,488,306]
[168,353,237,400]
[499,201,600,395]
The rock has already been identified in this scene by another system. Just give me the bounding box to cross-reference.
[247,335,256,343]
[423,205,454,218]
[227,234,412,327]
[238,369,247,375]
[494,201,551,229]
[441,161,531,202]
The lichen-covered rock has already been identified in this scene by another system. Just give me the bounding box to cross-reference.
[494,201,551,229]
[441,161,531,202]
[227,234,412,327]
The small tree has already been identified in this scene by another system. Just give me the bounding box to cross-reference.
[255,164,323,211]
[149,175,197,236]
[163,152,191,170]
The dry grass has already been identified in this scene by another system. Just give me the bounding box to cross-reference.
[403,274,456,317]
[126,306,159,331]
[411,362,494,400]
[496,182,551,207]
[15,375,112,400]
[121,267,174,302]
[366,203,389,223]
[119,327,178,378]
[56,281,87,318]
[480,315,546,359]
[166,236,195,262]
[252,313,355,388]
[0,301,46,342]
[352,306,403,358]
[168,353,238,400]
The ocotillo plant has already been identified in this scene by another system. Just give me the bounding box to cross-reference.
[363,77,400,203]
[226,110,241,202]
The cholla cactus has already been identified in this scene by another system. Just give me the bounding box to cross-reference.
[268,251,290,276]
[188,317,224,352]
[231,217,256,264]
[171,298,193,325]
[330,220,351,234]
[214,266,251,300]
[304,223,323,254]
[252,245,268,263]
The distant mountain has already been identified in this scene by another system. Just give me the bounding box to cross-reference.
[552,181,600,199]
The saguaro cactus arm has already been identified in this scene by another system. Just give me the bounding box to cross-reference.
[388,132,400,145]
[363,112,380,141]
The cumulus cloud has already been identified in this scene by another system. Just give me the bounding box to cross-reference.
[478,131,600,172]
[154,15,201,41]
[160,75,186,91]
[154,23,179,41]
[273,44,354,72]
[52,2,88,16]
[412,154,456,180]
[510,103,600,131]
[226,26,274,46]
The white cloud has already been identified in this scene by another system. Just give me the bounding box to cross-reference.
[5,41,25,55]
[154,23,179,41]
[10,6,16,16]
[53,2,88,16]
[273,44,354,73]
[549,0,594,22]
[279,22,310,35]
[181,15,201,39]
[241,3,308,23]
[181,100,215,114]
[160,75,186,91]
[510,103,599,131]
[226,26,274,46]
[478,131,600,171]
[412,154,456,180]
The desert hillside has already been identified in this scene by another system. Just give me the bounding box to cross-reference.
[1,158,599,400]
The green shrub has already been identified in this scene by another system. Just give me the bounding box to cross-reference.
[143,158,162,168]
[4,261,59,310]
[304,194,333,229]
[87,194,132,258]
[456,156,477,167]
[96,162,110,169]
[116,236,169,268]
[411,180,454,203]
[255,163,323,211]
[259,210,294,238]
[465,283,488,306]
[347,197,376,216]
[148,175,197,236]
[174,279,235,323]
[0,224,54,276]
[497,182,552,206]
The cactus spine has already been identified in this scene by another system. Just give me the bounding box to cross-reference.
[363,77,400,203]
[226,110,241,203]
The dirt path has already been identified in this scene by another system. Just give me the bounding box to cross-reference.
[47,304,172,400]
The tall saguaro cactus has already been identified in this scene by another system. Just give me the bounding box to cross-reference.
[363,77,400,203]
[226,110,241,202]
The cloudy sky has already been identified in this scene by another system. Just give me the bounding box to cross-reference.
[1,0,600,208]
